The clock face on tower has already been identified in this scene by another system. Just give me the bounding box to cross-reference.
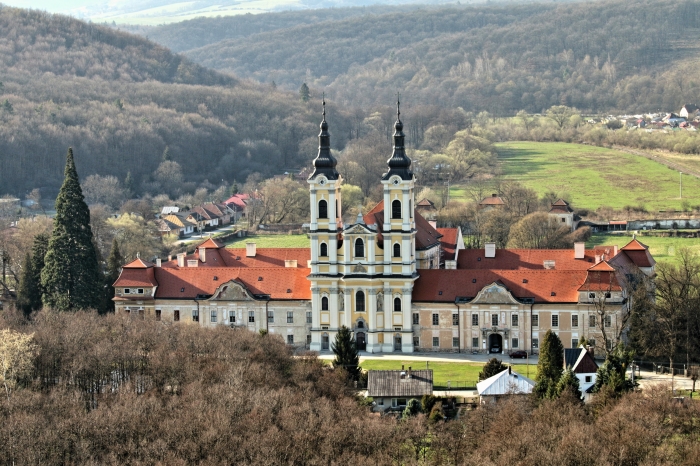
[392,177,400,185]
[318,177,327,186]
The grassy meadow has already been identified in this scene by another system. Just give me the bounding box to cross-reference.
[359,359,537,389]
[451,142,700,211]
[588,233,700,266]
[223,234,309,248]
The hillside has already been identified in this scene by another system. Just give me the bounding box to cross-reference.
[153,0,700,113]
[0,6,348,196]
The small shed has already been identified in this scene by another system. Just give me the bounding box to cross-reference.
[367,368,433,412]
[476,367,534,403]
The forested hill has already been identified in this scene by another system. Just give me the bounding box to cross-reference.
[0,6,341,197]
[154,0,700,113]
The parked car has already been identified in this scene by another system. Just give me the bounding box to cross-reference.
[510,350,528,359]
[490,345,501,354]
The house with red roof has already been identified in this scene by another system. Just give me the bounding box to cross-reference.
[548,199,578,232]
[478,193,505,210]
[113,104,655,355]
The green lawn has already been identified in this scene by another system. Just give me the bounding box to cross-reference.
[223,234,309,248]
[588,233,700,266]
[453,142,700,211]
[360,360,537,389]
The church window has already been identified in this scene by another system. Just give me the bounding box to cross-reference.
[306,311,312,323]
[354,238,364,258]
[356,291,365,312]
[192,310,199,322]
[432,313,439,325]
[287,311,294,323]
[318,200,328,219]
[393,243,401,258]
[320,242,328,257]
[229,311,235,323]
[472,314,479,326]
[248,311,255,323]
[452,314,459,325]
[392,200,401,219]
[210,310,217,323]
[321,296,329,311]
[394,297,401,313]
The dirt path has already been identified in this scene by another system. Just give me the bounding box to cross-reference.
[613,145,700,179]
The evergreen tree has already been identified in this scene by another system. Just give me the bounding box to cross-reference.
[592,344,635,396]
[124,171,134,197]
[41,148,101,311]
[478,358,507,381]
[556,367,583,400]
[534,330,564,398]
[15,253,35,316]
[299,82,310,102]
[102,238,123,313]
[331,325,360,381]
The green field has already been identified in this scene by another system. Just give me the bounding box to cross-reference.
[588,233,700,266]
[223,234,309,248]
[452,142,700,211]
[360,360,537,389]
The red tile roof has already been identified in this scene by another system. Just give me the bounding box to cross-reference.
[479,194,505,205]
[114,267,158,287]
[123,257,154,269]
[197,238,224,249]
[437,228,458,261]
[413,269,588,303]
[362,201,442,251]
[457,248,597,270]
[154,267,310,300]
[160,248,311,269]
[621,238,648,251]
[587,260,615,272]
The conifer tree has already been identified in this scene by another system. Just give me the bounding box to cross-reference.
[41,148,100,311]
[332,325,360,381]
[478,358,507,381]
[15,253,35,316]
[299,82,310,102]
[534,329,564,398]
[556,367,582,400]
[15,233,49,316]
[102,238,123,313]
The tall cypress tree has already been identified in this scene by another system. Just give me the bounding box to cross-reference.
[41,148,100,311]
[15,233,49,316]
[534,329,564,398]
[332,325,360,381]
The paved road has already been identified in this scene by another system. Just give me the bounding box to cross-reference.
[317,351,538,364]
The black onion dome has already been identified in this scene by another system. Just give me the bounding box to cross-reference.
[309,99,339,181]
[382,99,413,181]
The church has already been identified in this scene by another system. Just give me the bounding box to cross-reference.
[113,102,655,355]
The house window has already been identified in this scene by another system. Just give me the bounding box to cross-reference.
[392,199,401,219]
[322,333,329,350]
[432,313,439,325]
[532,315,539,327]
[552,315,559,327]
[413,313,419,325]
[306,311,312,324]
[267,311,274,323]
[320,243,328,257]
[307,335,312,346]
[492,314,498,326]
[561,218,566,223]
[589,339,596,347]
[356,291,365,312]
[432,337,440,347]
[287,335,294,345]
[394,297,401,313]
[605,292,611,299]
[604,315,612,327]
[452,337,459,348]
[124,288,130,294]
[192,310,199,322]
[532,338,539,349]
[378,398,384,406]
[210,310,217,323]
[392,398,407,408]
[318,199,328,219]
[585,375,592,383]
[606,339,613,350]
[452,314,459,326]
[472,314,479,326]
[572,315,579,327]
[354,238,364,258]
[589,315,596,328]
[393,243,401,258]
[229,311,236,324]
[287,311,294,323]
[413,337,419,347]
[572,338,579,348]
[472,337,479,348]
[321,296,329,311]
[155,309,161,321]
[512,338,519,348]
[248,311,255,323]
[174,310,180,322]
[511,314,518,327]
[137,288,144,294]
[589,292,596,299]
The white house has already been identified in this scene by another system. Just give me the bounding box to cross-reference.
[476,367,534,403]
[564,347,599,400]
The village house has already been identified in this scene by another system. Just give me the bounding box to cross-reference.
[564,346,599,400]
[368,367,433,412]
[476,367,534,403]
[113,103,656,356]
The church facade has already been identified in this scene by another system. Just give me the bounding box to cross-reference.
[113,103,656,356]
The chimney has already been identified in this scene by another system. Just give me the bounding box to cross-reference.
[246,242,257,257]
[508,366,512,375]
[485,242,496,258]
[155,258,161,267]
[167,255,172,262]
[285,259,298,268]
[428,220,437,229]
[613,245,618,256]
[177,253,185,268]
[492,193,498,197]
[200,247,206,263]
[574,242,585,259]
[408,366,412,378]
[401,365,405,371]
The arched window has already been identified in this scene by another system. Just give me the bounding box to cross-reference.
[320,243,328,257]
[392,199,401,219]
[357,320,364,328]
[321,296,329,311]
[318,200,328,219]
[354,238,364,258]
[393,243,401,258]
[356,291,365,312]
[394,297,402,313]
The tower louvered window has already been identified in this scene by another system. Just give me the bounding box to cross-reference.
[318,200,328,219]
[392,200,401,219]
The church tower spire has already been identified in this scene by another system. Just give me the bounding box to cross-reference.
[309,96,339,181]
[382,95,413,181]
